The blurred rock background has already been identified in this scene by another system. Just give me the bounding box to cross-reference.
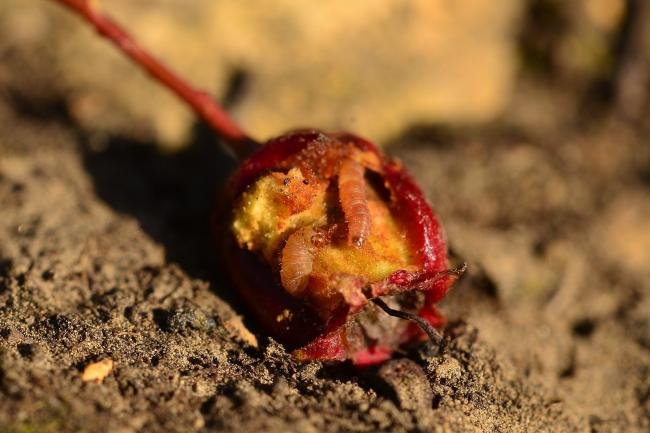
[1,1,647,147]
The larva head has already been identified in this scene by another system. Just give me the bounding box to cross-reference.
[220,130,461,365]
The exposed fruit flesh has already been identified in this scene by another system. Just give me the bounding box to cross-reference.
[231,154,417,321]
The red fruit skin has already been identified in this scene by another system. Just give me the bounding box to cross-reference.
[219,130,456,365]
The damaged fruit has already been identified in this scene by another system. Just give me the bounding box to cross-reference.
[52,0,466,366]
[223,131,465,365]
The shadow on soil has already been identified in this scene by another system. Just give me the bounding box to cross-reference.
[81,124,239,302]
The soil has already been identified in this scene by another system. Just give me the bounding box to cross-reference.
[1,96,648,432]
[1,5,650,433]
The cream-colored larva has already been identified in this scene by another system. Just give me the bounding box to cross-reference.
[338,159,371,247]
[280,228,314,295]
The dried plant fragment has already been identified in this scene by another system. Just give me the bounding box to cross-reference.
[81,359,114,384]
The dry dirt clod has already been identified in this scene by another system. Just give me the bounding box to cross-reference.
[378,358,433,411]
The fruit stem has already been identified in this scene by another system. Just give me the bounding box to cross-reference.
[51,0,259,159]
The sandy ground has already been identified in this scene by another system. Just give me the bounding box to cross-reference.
[0,95,648,432]
[0,2,649,432]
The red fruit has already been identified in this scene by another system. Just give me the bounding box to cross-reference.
[222,130,464,364]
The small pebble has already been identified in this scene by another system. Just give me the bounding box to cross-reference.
[168,308,216,335]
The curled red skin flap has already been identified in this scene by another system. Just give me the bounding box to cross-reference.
[221,130,454,364]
